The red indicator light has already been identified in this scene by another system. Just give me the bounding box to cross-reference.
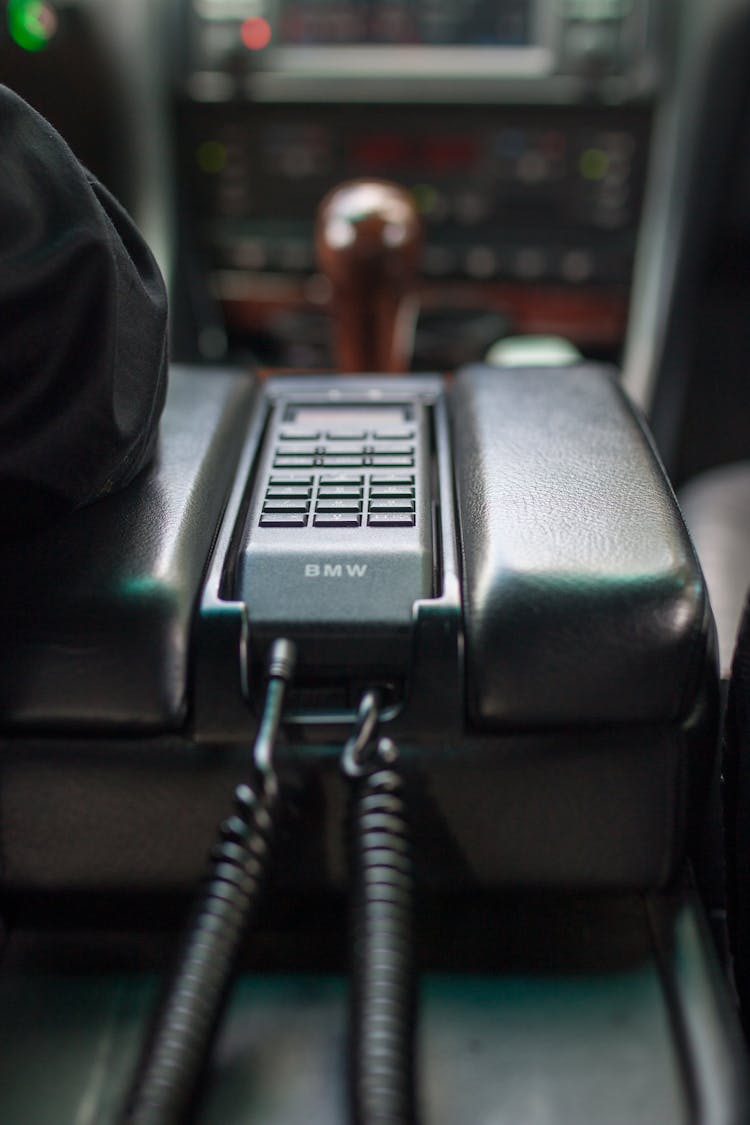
[421,137,476,172]
[241,16,272,51]
[353,135,410,170]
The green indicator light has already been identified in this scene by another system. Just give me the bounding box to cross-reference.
[7,0,57,52]
[412,183,439,215]
[196,140,227,175]
[580,148,609,181]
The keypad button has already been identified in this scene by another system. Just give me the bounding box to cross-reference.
[270,475,313,485]
[263,498,310,513]
[326,430,367,441]
[279,430,321,441]
[321,448,366,458]
[368,499,415,513]
[370,475,414,486]
[260,513,308,528]
[369,443,414,456]
[265,485,312,499]
[321,456,366,467]
[317,484,363,498]
[367,513,416,527]
[272,456,315,468]
[369,455,414,467]
[274,445,320,457]
[313,513,362,527]
[315,499,362,513]
[372,429,415,441]
[320,475,364,485]
[368,485,415,498]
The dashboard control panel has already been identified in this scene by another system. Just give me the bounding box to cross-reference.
[173,0,661,365]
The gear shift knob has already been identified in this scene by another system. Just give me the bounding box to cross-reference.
[315,179,422,372]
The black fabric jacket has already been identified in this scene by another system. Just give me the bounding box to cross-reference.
[0,84,168,534]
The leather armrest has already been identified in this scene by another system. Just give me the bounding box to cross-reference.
[0,366,256,732]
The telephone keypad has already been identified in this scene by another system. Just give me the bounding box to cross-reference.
[263,426,418,528]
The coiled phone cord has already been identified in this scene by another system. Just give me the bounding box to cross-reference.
[121,639,296,1125]
[343,695,418,1125]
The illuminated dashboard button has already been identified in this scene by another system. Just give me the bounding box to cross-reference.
[513,248,547,280]
[423,245,457,277]
[561,250,594,284]
[278,241,314,272]
[233,239,268,270]
[465,247,497,279]
[517,150,549,185]
[455,192,489,225]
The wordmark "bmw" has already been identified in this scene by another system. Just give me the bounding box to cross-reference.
[304,563,368,578]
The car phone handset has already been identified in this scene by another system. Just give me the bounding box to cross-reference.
[315,179,423,372]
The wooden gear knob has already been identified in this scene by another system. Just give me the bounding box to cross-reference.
[315,179,423,372]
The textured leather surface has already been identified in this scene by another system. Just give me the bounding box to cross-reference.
[0,365,255,732]
[452,364,713,727]
[679,462,750,677]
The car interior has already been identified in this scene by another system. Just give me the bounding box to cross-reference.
[2,0,750,1121]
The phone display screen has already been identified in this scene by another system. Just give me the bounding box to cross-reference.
[285,403,413,428]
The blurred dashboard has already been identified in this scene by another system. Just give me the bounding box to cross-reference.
[175,0,661,367]
[1,0,672,369]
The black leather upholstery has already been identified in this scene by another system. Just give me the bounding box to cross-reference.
[679,462,750,677]
[0,365,256,732]
[452,364,715,727]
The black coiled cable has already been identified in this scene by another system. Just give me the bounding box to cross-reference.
[348,746,418,1125]
[121,640,295,1125]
